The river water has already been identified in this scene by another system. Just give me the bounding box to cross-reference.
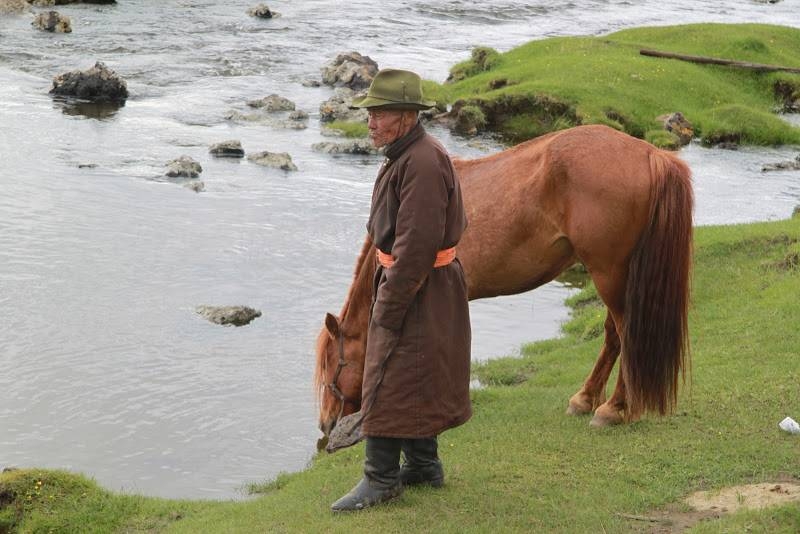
[1,1,798,499]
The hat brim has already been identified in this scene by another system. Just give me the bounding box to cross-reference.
[349,95,435,110]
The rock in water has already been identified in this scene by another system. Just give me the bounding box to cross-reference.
[196,306,262,327]
[209,140,245,158]
[247,151,298,171]
[0,0,29,15]
[165,156,202,178]
[321,52,378,90]
[50,61,128,101]
[319,87,368,123]
[247,94,295,112]
[312,140,379,155]
[661,112,694,146]
[32,11,72,32]
[247,4,276,18]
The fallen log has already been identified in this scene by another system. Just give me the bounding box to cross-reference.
[640,48,800,74]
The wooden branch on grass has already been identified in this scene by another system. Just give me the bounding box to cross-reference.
[640,48,800,74]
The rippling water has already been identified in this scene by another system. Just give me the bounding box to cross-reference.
[1,0,799,498]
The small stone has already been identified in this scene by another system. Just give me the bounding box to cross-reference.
[312,140,379,155]
[196,305,261,327]
[209,140,245,158]
[247,151,298,171]
[165,156,202,178]
[247,4,277,18]
[247,94,295,112]
[183,180,205,193]
[32,10,71,33]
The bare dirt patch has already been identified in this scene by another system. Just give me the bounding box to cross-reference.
[619,481,800,533]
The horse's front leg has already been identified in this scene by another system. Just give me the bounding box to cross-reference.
[567,311,619,415]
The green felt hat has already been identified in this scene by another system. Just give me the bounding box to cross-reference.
[350,68,435,110]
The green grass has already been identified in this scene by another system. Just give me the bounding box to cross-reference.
[323,121,369,138]
[427,23,800,146]
[3,213,799,532]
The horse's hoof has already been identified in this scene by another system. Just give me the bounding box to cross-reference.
[566,393,593,415]
[589,412,623,427]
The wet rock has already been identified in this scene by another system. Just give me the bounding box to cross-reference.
[247,94,295,112]
[247,151,298,171]
[247,3,276,18]
[50,61,128,102]
[183,180,205,193]
[302,79,321,88]
[196,305,261,327]
[29,0,116,5]
[660,112,694,145]
[0,0,29,14]
[312,139,379,155]
[209,140,245,158]
[32,10,71,32]
[319,87,368,123]
[762,154,800,172]
[321,51,378,90]
[451,102,486,135]
[716,142,739,151]
[165,156,202,178]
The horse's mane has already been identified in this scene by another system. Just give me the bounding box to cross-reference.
[313,236,375,403]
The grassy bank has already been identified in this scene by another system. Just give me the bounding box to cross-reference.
[425,23,800,146]
[2,213,799,532]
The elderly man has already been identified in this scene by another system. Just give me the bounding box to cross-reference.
[331,69,472,512]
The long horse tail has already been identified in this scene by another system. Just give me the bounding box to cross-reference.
[621,149,693,420]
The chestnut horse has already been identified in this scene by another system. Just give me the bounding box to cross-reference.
[315,124,692,436]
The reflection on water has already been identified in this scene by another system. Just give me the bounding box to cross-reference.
[55,98,126,119]
[1,0,799,499]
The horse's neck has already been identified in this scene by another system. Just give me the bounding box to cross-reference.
[340,238,375,337]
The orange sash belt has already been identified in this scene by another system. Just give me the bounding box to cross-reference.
[376,247,456,269]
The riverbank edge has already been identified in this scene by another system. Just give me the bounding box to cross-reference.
[2,210,799,532]
[423,23,800,148]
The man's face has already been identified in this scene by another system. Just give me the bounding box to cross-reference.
[367,109,410,148]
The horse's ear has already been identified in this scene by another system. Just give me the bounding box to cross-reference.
[324,313,340,340]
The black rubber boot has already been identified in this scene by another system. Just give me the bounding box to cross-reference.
[400,437,444,488]
[330,437,403,512]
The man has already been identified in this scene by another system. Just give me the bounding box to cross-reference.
[331,69,472,512]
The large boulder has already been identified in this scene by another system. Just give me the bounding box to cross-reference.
[209,140,245,158]
[32,10,71,32]
[247,151,298,171]
[165,156,202,178]
[247,94,295,112]
[319,87,368,123]
[50,61,128,101]
[321,52,378,90]
[196,305,261,327]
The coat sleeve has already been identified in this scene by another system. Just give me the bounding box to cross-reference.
[371,151,451,332]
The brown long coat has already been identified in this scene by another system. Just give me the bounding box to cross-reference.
[361,122,472,438]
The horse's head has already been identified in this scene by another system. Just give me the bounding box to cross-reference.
[315,312,365,437]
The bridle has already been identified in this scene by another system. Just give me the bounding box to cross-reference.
[326,328,352,421]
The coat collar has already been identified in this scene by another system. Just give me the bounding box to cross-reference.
[384,121,425,161]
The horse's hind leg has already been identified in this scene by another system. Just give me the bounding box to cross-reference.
[566,311,620,415]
